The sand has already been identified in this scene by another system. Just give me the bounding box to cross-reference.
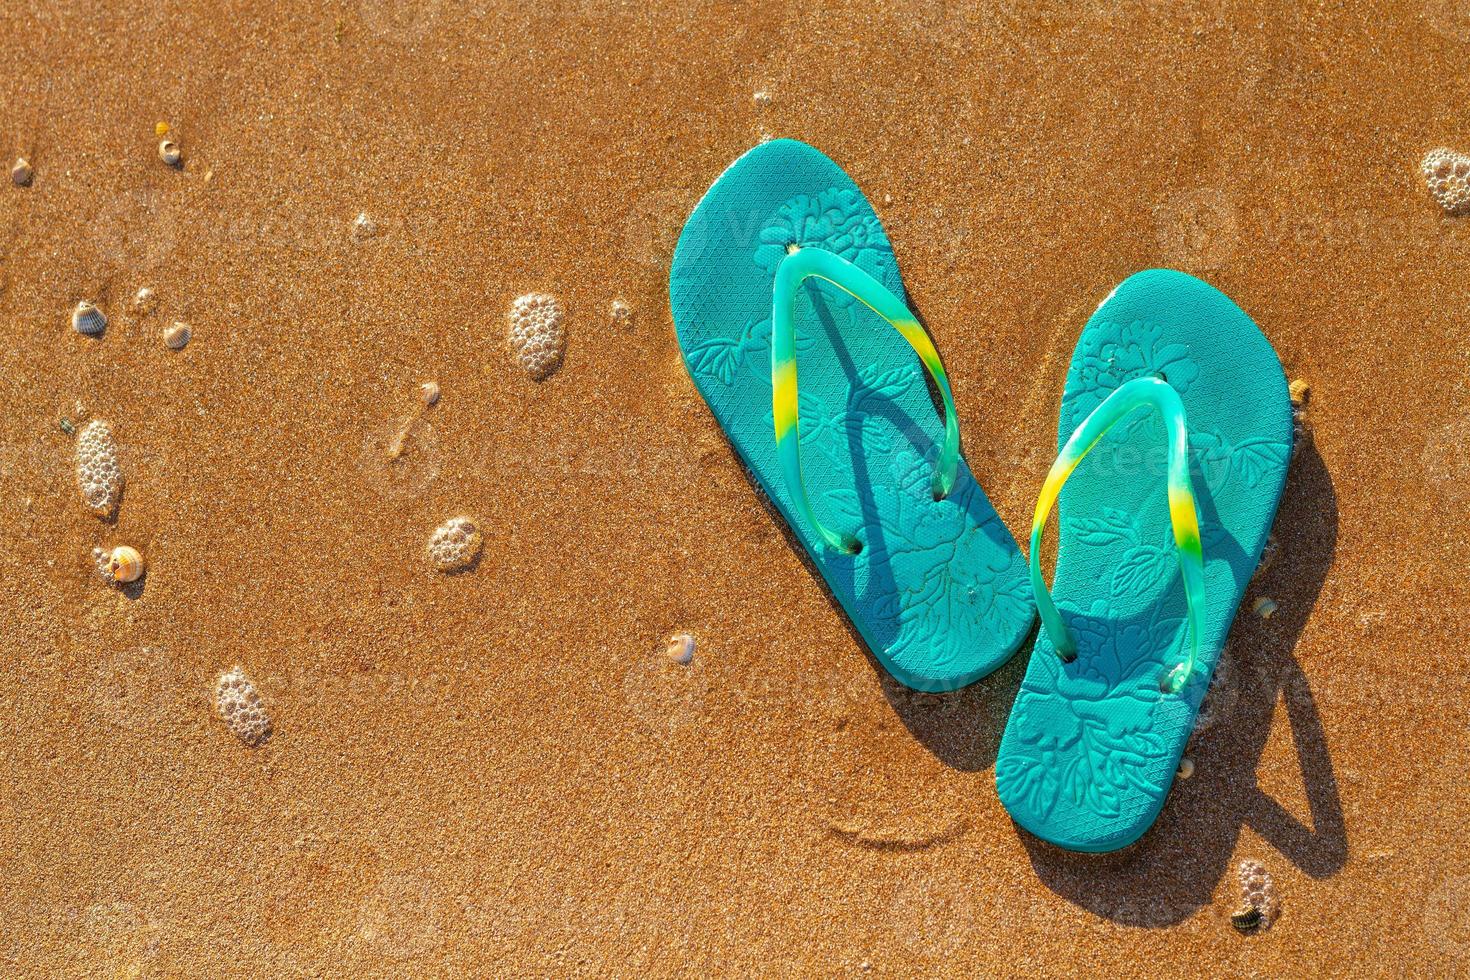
[1,0,1467,975]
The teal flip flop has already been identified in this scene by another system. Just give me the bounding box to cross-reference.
[669,139,1033,692]
[996,269,1293,852]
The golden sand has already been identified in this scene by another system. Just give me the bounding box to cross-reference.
[1,0,1467,974]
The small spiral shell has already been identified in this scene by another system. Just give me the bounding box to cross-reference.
[107,545,145,583]
[159,140,182,167]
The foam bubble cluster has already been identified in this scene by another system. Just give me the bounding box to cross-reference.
[215,667,272,746]
[427,516,482,572]
[507,293,565,380]
[1235,858,1278,928]
[75,419,123,517]
[1423,148,1470,215]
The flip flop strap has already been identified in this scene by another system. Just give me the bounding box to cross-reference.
[770,246,961,554]
[1029,376,1206,694]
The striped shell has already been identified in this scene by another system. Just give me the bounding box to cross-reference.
[107,545,145,583]
[1230,906,1263,932]
[163,321,191,350]
[72,301,107,336]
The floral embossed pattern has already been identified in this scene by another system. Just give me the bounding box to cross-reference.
[1063,318,1199,436]
[669,143,1032,690]
[686,187,896,390]
[995,268,1294,850]
[752,187,892,283]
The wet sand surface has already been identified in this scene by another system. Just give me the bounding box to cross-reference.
[1,0,1468,975]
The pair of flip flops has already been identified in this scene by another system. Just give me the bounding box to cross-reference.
[669,140,1293,852]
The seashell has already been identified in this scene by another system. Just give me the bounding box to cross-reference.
[59,418,75,436]
[351,212,378,241]
[753,89,773,105]
[107,545,145,583]
[158,139,181,167]
[1230,906,1263,932]
[163,321,191,350]
[215,666,272,747]
[610,298,632,328]
[1251,596,1278,620]
[665,632,696,665]
[72,300,107,336]
[1423,148,1470,215]
[1288,378,1310,406]
[1176,757,1195,779]
[11,156,32,186]
[132,287,159,315]
[420,381,440,407]
[507,293,566,380]
[427,516,482,573]
[155,121,170,137]
[75,418,123,517]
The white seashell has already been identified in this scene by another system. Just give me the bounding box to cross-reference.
[72,300,106,336]
[1176,757,1195,779]
[163,321,191,350]
[75,418,123,517]
[132,287,158,315]
[107,545,145,583]
[11,157,32,186]
[610,298,632,328]
[665,632,696,665]
[158,139,181,167]
[420,381,440,407]
[507,293,565,380]
[351,212,378,241]
[1423,148,1470,215]
[215,666,272,746]
[427,516,482,572]
[1251,596,1278,620]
